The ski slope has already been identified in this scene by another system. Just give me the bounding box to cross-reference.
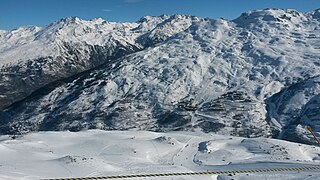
[0,130,319,179]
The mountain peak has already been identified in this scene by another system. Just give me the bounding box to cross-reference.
[138,15,169,23]
[60,16,81,24]
[312,8,320,19]
[48,16,83,29]
[91,17,106,24]
[235,8,301,21]
[137,14,194,23]
[232,8,307,28]
[170,14,191,19]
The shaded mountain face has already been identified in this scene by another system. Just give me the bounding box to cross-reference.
[1,9,320,144]
[266,76,320,144]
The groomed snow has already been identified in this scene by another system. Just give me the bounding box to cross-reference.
[0,130,319,180]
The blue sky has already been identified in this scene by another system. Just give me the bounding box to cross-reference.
[0,0,319,30]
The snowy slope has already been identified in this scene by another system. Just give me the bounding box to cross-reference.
[266,76,320,144]
[1,9,320,145]
[0,130,319,180]
[0,15,200,109]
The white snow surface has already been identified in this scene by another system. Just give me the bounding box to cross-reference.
[0,130,319,180]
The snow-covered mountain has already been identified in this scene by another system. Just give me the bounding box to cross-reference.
[1,9,320,145]
[0,15,200,109]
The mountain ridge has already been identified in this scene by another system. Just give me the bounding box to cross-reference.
[0,14,201,109]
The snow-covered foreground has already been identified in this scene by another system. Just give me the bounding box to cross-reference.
[0,130,319,180]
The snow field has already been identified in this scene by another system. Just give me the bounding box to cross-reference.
[0,130,319,179]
